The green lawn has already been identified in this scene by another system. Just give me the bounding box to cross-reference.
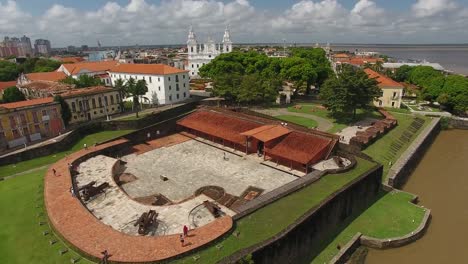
[363,112,430,179]
[310,190,426,264]
[0,169,93,264]
[287,103,382,133]
[276,115,318,128]
[0,130,134,178]
[174,157,376,264]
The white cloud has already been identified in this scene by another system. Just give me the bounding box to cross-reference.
[412,0,457,17]
[1,0,468,46]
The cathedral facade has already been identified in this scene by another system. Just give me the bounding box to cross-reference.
[186,26,233,78]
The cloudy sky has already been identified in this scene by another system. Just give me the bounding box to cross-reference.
[1,0,468,47]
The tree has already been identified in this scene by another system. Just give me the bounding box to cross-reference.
[113,78,126,111]
[0,61,19,81]
[393,65,413,82]
[2,86,25,103]
[61,75,103,88]
[124,78,148,118]
[53,95,71,126]
[320,65,381,118]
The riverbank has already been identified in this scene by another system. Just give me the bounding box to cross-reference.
[366,129,468,263]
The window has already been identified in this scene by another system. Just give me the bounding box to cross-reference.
[12,129,20,139]
[78,101,83,111]
[94,111,97,115]
[116,94,120,102]
[158,86,161,91]
[175,75,179,82]
[158,77,160,82]
[73,115,77,119]
[183,83,186,88]
[379,100,383,106]
[34,124,40,133]
[169,95,172,101]
[32,112,38,123]
[169,85,171,90]
[52,109,58,118]
[184,92,186,98]
[183,74,185,79]
[9,116,16,127]
[110,95,114,105]
[44,122,49,132]
[98,97,103,107]
[92,98,96,108]
[191,72,194,75]
[42,110,47,116]
[392,102,396,107]
[190,47,193,52]
[192,64,194,68]
[176,83,179,91]
[71,102,76,112]
[197,64,199,68]
[208,55,211,58]
[23,127,29,135]
[20,113,27,124]
[85,100,90,110]
[168,77,171,81]
[177,94,179,99]
[104,96,108,106]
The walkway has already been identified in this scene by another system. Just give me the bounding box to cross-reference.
[255,108,334,132]
[44,139,233,263]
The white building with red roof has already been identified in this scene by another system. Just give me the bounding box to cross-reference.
[365,68,404,108]
[108,63,190,105]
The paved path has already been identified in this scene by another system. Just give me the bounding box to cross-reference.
[255,108,334,132]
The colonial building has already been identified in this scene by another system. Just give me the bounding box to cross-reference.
[364,69,404,108]
[186,26,233,78]
[57,60,118,86]
[60,86,121,124]
[108,64,190,105]
[0,97,64,150]
[18,81,73,99]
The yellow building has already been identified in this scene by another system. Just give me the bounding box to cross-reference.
[0,97,64,150]
[59,86,121,124]
[365,68,404,108]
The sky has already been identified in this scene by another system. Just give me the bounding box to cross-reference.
[1,0,468,47]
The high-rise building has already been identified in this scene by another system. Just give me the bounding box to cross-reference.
[0,35,33,57]
[186,26,233,78]
[34,39,52,56]
[20,35,33,56]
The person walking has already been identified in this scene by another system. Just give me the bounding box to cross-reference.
[84,143,88,150]
[179,234,185,247]
[52,168,56,176]
[183,225,189,237]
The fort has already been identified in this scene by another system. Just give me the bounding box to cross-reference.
[43,106,382,263]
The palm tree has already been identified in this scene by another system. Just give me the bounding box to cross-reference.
[125,78,148,118]
[114,78,126,112]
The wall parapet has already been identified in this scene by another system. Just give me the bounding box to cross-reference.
[387,117,440,188]
[330,233,363,264]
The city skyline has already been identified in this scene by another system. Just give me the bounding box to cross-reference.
[1,0,468,47]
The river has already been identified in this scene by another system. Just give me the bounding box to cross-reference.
[365,129,468,264]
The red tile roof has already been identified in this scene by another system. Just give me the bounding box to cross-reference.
[333,53,350,58]
[177,110,261,145]
[266,131,333,165]
[110,63,188,75]
[20,81,72,92]
[0,81,17,92]
[61,60,118,75]
[0,97,55,109]
[60,57,85,63]
[364,68,404,89]
[59,86,116,98]
[241,125,291,142]
[26,72,67,82]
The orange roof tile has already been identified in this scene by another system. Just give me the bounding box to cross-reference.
[0,97,55,109]
[364,68,404,89]
[60,57,85,63]
[20,81,72,92]
[59,86,116,98]
[61,60,119,75]
[110,63,188,75]
[26,72,67,82]
[241,125,291,142]
[334,53,350,58]
[0,81,17,92]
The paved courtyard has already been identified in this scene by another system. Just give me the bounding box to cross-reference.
[121,139,298,202]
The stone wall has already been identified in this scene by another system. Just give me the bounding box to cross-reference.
[450,117,468,130]
[220,164,383,264]
[387,118,441,188]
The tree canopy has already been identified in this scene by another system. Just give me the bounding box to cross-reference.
[124,77,148,118]
[61,75,103,88]
[0,58,62,82]
[0,61,19,81]
[2,86,26,103]
[394,65,468,115]
[199,48,332,104]
[320,65,381,118]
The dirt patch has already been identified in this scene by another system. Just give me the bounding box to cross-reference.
[195,186,226,200]
[118,173,137,184]
[240,186,264,201]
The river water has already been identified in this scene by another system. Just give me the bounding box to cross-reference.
[332,44,468,75]
[365,129,468,264]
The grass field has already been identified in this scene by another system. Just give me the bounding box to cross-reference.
[287,103,382,133]
[310,190,425,263]
[276,115,318,128]
[0,169,93,264]
[173,157,376,264]
[0,130,133,178]
[363,112,430,179]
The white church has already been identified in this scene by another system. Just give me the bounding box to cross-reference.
[186,26,233,78]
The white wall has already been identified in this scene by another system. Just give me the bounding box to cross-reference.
[108,72,190,105]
